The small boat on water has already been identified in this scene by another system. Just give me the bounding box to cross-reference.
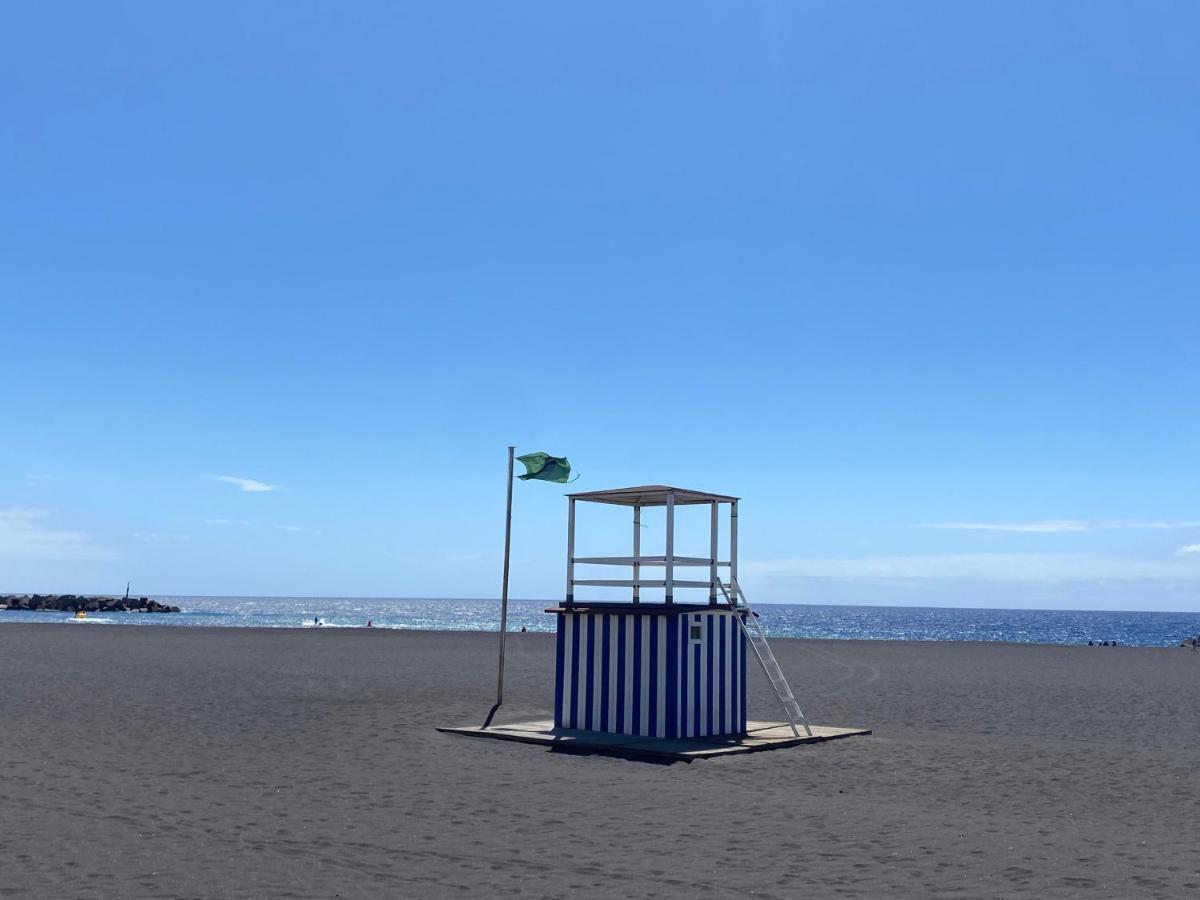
[74,610,87,620]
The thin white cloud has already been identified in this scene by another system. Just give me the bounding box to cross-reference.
[1177,544,1200,556]
[206,475,282,493]
[916,519,1200,533]
[205,518,310,533]
[745,553,1200,583]
[917,520,1089,533]
[132,532,191,542]
[0,508,114,562]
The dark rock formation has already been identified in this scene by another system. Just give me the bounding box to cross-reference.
[0,594,181,613]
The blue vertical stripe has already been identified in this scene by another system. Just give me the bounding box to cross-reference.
[693,642,701,737]
[647,616,658,737]
[569,613,580,728]
[718,615,727,734]
[679,616,688,737]
[600,616,611,732]
[616,615,626,732]
[665,613,678,738]
[554,613,565,727]
[631,614,642,734]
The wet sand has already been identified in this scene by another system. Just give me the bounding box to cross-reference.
[1,623,1197,898]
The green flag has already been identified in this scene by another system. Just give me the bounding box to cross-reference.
[516,451,573,483]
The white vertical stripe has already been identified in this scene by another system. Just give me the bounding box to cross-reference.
[562,615,574,728]
[736,617,743,731]
[592,616,603,729]
[628,619,638,734]
[729,619,739,734]
[656,618,666,737]
[576,615,588,730]
[737,624,744,731]
[730,615,738,732]
[725,614,733,734]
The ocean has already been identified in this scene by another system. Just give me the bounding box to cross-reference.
[3,596,1198,647]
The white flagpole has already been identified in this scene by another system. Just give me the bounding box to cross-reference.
[495,445,515,712]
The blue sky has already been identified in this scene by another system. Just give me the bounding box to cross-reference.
[2,2,1197,609]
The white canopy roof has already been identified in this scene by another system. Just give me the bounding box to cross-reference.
[567,485,739,507]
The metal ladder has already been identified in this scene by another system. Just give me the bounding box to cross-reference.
[717,580,813,737]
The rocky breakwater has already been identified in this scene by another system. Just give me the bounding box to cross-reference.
[0,594,181,613]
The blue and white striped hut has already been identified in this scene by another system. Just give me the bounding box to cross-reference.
[550,485,757,740]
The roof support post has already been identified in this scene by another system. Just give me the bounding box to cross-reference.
[632,503,641,604]
[730,500,738,598]
[664,490,675,604]
[709,500,719,605]
[566,498,576,606]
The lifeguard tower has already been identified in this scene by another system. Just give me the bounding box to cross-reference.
[553,485,807,739]
[441,484,870,759]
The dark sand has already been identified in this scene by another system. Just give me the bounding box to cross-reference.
[1,624,1197,898]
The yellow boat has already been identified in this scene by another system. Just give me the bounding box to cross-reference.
[74,609,87,619]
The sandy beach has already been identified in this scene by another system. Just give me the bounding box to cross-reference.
[1,624,1197,899]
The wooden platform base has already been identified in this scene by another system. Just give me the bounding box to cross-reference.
[437,719,871,760]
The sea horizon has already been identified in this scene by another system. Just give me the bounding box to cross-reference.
[7,590,1200,616]
[4,594,1198,647]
